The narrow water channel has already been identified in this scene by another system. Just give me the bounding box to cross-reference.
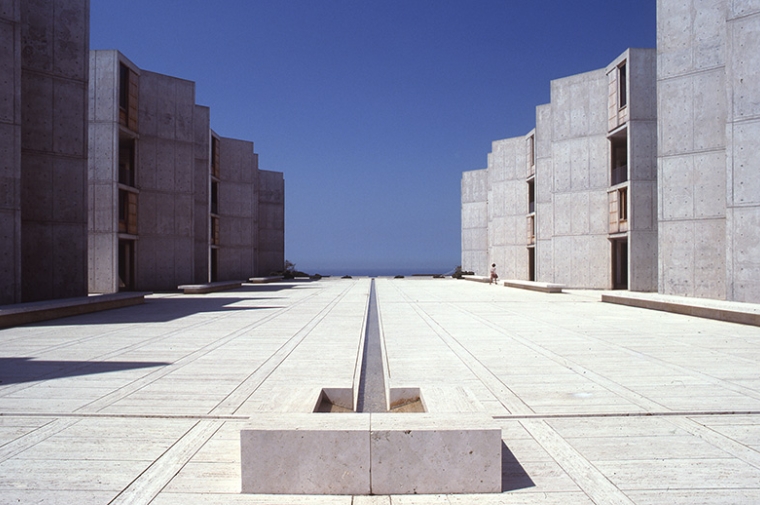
[356,279,386,413]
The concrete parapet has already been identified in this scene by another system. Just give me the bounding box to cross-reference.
[601,292,760,327]
[177,280,243,294]
[504,279,565,293]
[0,292,146,329]
[248,276,283,284]
[461,275,490,283]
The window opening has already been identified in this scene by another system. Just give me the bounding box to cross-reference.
[118,138,135,186]
[211,181,219,215]
[610,135,628,185]
[528,179,535,214]
[618,62,627,108]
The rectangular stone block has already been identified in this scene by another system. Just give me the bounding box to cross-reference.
[241,413,371,495]
[369,413,502,495]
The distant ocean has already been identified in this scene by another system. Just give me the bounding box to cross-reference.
[308,267,454,278]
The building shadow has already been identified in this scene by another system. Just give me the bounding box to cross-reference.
[0,357,170,385]
[502,441,535,492]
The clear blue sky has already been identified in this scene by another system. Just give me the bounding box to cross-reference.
[90,1,656,276]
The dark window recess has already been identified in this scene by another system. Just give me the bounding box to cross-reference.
[618,187,628,221]
[528,247,535,282]
[118,189,137,234]
[118,190,128,233]
[618,63,627,108]
[211,181,219,215]
[611,136,628,185]
[118,139,135,186]
[119,64,129,111]
[528,179,535,214]
[211,137,220,178]
[211,248,218,282]
[118,239,135,291]
[612,239,628,290]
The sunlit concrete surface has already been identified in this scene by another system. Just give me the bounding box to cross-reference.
[1,278,760,504]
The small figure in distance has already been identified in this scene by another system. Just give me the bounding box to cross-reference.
[489,263,498,285]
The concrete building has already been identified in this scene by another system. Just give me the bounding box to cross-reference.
[88,50,284,293]
[464,0,760,304]
[463,49,657,291]
[0,0,90,305]
[657,1,760,303]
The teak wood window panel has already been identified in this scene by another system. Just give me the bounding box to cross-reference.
[211,137,221,178]
[211,216,220,245]
[119,64,139,131]
[118,189,138,235]
[608,186,628,234]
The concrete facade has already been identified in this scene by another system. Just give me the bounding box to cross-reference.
[0,0,89,304]
[657,0,760,303]
[88,50,284,293]
[463,49,658,291]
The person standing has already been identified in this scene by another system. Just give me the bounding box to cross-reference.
[489,263,498,285]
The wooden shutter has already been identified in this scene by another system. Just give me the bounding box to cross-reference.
[608,189,619,234]
[607,70,618,131]
[128,69,139,131]
[127,192,138,235]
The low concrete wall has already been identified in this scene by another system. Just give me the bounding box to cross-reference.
[602,293,760,327]
[0,292,147,329]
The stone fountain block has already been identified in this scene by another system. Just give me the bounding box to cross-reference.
[240,409,502,494]
[240,413,371,495]
[369,413,502,494]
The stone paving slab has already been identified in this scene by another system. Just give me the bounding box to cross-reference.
[0,278,758,503]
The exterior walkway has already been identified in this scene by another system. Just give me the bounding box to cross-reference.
[1,278,759,504]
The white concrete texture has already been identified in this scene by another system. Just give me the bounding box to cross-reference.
[657,0,760,302]
[2,278,760,503]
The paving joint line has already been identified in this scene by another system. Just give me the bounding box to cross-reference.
[493,410,760,420]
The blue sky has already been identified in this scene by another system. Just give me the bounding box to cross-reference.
[90,1,656,276]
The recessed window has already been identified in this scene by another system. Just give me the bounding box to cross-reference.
[618,62,627,109]
[211,137,220,178]
[118,138,135,187]
[610,135,628,185]
[618,187,628,222]
[119,63,139,131]
[527,179,535,214]
[211,181,219,215]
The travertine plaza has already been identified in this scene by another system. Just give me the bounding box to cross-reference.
[1,278,760,503]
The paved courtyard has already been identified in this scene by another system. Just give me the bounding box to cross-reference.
[1,278,759,504]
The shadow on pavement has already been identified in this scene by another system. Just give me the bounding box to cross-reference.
[0,357,170,385]
[502,441,535,492]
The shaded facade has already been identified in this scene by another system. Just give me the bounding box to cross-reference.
[463,49,657,292]
[88,50,284,293]
[0,0,89,304]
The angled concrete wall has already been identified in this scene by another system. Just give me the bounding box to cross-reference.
[486,137,529,280]
[18,0,89,303]
[0,0,22,304]
[543,68,610,288]
[193,106,211,284]
[87,50,122,294]
[135,70,200,291]
[217,137,256,281]
[461,169,488,275]
[256,169,285,276]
